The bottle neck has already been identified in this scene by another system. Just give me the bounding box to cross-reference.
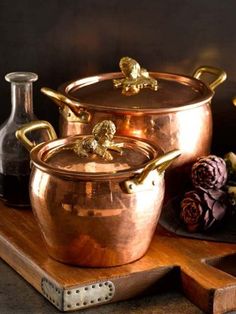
[10,82,34,122]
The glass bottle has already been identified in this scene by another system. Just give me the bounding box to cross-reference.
[0,72,38,207]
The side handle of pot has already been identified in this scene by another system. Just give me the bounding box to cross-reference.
[193,66,227,91]
[124,149,181,194]
[41,87,91,124]
[16,120,58,152]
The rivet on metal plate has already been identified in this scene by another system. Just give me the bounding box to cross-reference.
[41,278,115,311]
[63,281,115,311]
[41,278,63,311]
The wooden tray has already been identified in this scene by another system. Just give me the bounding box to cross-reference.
[0,201,236,314]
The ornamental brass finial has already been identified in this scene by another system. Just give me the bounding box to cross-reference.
[113,57,158,96]
[74,120,123,161]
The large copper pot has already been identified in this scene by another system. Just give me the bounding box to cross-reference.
[16,120,180,267]
[41,57,226,197]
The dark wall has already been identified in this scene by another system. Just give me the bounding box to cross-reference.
[0,0,235,154]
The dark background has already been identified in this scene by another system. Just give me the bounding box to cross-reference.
[0,0,235,154]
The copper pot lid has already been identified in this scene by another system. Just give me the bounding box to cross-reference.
[57,57,226,114]
[40,137,156,174]
[31,120,161,179]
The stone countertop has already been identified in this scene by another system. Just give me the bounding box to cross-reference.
[0,258,205,314]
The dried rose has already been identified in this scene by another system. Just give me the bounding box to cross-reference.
[180,191,204,232]
[192,155,227,190]
[180,189,228,232]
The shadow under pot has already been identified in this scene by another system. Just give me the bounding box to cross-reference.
[16,120,180,267]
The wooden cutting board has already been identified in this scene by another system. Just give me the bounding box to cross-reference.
[0,201,236,314]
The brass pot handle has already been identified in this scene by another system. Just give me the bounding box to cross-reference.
[41,87,91,124]
[193,66,227,91]
[16,120,58,152]
[124,149,181,194]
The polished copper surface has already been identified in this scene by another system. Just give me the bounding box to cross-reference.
[17,121,180,267]
[57,72,213,173]
[42,66,224,198]
[59,72,213,112]
[58,101,212,198]
[30,166,165,267]
[60,103,211,165]
[31,134,161,178]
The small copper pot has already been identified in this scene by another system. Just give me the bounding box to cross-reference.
[41,58,226,197]
[16,120,180,267]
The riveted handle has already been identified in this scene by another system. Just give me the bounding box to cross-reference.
[41,87,91,124]
[124,149,181,194]
[193,66,227,91]
[137,149,181,184]
[16,120,58,151]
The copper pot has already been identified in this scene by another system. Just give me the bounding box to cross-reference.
[16,120,180,267]
[41,57,226,197]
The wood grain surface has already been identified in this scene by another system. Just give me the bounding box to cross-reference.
[0,201,236,313]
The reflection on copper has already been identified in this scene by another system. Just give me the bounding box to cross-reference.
[86,181,93,199]
[53,66,226,201]
[30,169,165,267]
[62,203,126,217]
[26,134,179,267]
[65,76,100,93]
[128,128,145,137]
[177,107,211,154]
[31,169,51,199]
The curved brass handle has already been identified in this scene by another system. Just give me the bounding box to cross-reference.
[16,120,58,152]
[137,149,181,184]
[193,66,227,91]
[41,87,91,124]
[124,149,181,194]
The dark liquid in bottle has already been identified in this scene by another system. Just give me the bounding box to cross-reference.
[0,173,30,207]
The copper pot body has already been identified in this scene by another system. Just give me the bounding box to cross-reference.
[60,101,212,167]
[53,69,225,196]
[30,165,164,267]
[61,104,211,197]
[16,126,180,267]
[42,67,226,200]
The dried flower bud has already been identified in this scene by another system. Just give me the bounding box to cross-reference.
[202,189,228,230]
[180,191,203,232]
[192,155,227,190]
[180,189,228,232]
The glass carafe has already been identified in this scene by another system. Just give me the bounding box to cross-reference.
[0,72,38,207]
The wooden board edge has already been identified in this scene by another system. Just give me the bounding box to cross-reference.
[0,230,180,311]
[45,265,180,311]
[213,285,236,314]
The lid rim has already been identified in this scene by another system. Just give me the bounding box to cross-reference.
[58,71,214,114]
[30,135,159,180]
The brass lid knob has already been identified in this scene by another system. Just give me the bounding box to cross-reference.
[74,120,123,161]
[113,57,158,96]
